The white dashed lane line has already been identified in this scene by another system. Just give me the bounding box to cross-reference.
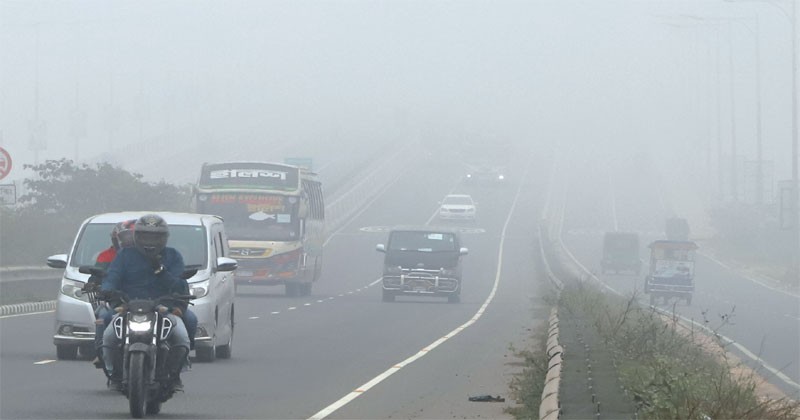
[34,360,55,365]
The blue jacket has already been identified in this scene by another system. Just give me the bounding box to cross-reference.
[101,247,188,309]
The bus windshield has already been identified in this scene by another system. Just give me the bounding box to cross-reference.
[198,192,300,241]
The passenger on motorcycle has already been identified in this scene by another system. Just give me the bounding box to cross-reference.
[89,219,136,367]
[101,214,191,392]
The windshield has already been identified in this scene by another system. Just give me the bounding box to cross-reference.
[71,223,208,269]
[443,196,473,205]
[388,231,457,252]
[198,193,300,241]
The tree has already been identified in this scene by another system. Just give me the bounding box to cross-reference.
[0,159,193,265]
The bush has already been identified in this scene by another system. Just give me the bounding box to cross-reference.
[0,159,192,265]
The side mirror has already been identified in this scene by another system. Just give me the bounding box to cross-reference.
[46,254,68,269]
[78,265,106,277]
[216,257,238,272]
[376,244,386,253]
[182,264,202,279]
[459,247,469,256]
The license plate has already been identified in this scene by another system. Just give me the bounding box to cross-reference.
[237,270,254,277]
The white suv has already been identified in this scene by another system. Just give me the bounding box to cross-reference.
[438,194,477,221]
[47,212,237,362]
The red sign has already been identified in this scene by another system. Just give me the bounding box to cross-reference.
[0,147,11,181]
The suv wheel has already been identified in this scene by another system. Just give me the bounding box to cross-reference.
[447,293,461,304]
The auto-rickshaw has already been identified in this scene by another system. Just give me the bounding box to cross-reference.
[644,240,698,305]
[600,232,642,275]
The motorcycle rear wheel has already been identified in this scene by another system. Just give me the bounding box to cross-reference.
[128,352,147,418]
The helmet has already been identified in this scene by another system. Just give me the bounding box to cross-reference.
[110,219,136,250]
[134,214,169,259]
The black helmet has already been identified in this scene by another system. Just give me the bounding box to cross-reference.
[134,214,169,259]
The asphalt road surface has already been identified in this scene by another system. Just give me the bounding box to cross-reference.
[0,150,553,419]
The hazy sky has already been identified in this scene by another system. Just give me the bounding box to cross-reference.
[0,0,796,194]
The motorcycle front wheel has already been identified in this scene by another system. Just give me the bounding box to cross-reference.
[128,352,147,418]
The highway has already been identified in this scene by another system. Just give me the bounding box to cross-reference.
[0,150,552,419]
[559,155,800,397]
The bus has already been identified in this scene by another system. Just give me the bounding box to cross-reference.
[194,161,324,296]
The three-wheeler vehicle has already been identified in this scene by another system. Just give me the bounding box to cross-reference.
[644,240,697,305]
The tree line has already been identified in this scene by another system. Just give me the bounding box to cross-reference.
[0,159,192,266]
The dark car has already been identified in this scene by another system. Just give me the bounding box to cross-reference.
[376,227,468,303]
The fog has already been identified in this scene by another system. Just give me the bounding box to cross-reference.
[0,0,795,193]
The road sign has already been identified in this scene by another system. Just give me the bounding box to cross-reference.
[0,147,11,181]
[0,184,15,205]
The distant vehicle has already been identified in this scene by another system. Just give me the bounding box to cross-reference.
[464,165,505,184]
[194,161,324,297]
[438,194,477,221]
[376,227,468,303]
[643,240,697,305]
[665,217,690,241]
[601,232,641,274]
[46,212,237,362]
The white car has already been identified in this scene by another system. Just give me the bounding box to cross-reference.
[438,194,477,220]
[47,212,237,362]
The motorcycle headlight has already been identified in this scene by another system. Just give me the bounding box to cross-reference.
[60,279,88,301]
[498,174,505,180]
[128,320,152,332]
[190,281,209,298]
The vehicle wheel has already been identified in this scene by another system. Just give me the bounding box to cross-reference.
[128,352,147,419]
[447,293,461,304]
[195,344,216,363]
[79,344,96,359]
[382,290,395,302]
[285,282,300,297]
[145,400,161,415]
[56,345,78,360]
[216,314,234,360]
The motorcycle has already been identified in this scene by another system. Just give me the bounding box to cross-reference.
[79,266,197,418]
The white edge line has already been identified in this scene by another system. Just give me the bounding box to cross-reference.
[307,161,530,420]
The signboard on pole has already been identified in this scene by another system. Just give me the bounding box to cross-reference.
[0,147,12,181]
[0,184,16,205]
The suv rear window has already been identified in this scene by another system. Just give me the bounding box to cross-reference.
[388,231,457,252]
[71,223,208,269]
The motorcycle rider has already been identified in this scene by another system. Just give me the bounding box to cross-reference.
[101,214,191,392]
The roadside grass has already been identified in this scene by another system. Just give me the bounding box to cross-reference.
[505,287,558,419]
[507,282,799,420]
[505,325,548,419]
[563,284,799,420]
